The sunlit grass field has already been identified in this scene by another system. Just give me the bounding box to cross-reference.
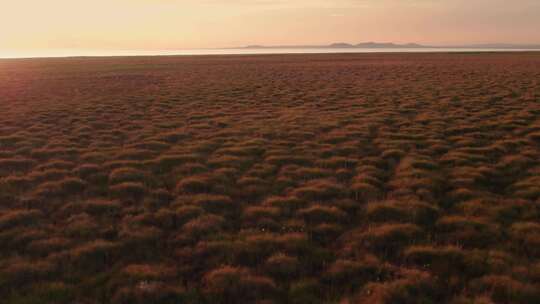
[1,53,540,303]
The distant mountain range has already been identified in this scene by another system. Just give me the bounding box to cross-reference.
[242,42,540,49]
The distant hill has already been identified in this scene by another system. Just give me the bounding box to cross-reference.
[450,43,540,49]
[355,42,427,48]
[329,43,355,48]
[328,42,429,48]
[241,42,540,49]
[241,42,428,49]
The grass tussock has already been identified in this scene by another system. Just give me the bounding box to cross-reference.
[109,182,147,200]
[291,179,346,201]
[2,54,540,301]
[365,199,440,225]
[203,266,277,303]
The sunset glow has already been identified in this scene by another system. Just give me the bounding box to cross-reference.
[2,0,540,57]
[2,0,540,301]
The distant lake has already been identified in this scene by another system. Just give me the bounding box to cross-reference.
[1,48,539,59]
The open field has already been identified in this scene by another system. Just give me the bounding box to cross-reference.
[1,53,540,303]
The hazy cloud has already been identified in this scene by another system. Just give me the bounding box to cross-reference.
[2,0,539,50]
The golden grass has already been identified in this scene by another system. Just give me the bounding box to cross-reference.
[1,53,540,303]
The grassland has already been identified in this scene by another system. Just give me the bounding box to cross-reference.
[1,52,540,303]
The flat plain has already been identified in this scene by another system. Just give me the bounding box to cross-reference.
[1,53,540,303]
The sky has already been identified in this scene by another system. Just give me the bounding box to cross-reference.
[1,0,540,55]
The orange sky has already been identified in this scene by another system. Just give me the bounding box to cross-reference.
[1,0,540,53]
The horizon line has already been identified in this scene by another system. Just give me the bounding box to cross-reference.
[2,44,540,60]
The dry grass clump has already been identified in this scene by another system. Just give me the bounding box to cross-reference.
[79,151,108,163]
[75,163,101,178]
[0,134,24,147]
[112,282,186,304]
[211,167,239,184]
[67,240,119,271]
[153,208,176,229]
[454,199,508,222]
[496,154,535,174]
[403,245,474,277]
[173,162,208,176]
[288,278,323,304]
[116,149,157,161]
[381,149,406,161]
[351,182,381,202]
[28,168,72,183]
[0,175,33,195]
[323,255,391,294]
[355,164,386,179]
[441,151,489,167]
[187,194,236,214]
[527,131,540,143]
[216,145,265,158]
[265,253,299,279]
[80,199,122,216]
[354,223,424,255]
[109,182,147,200]
[27,237,72,256]
[448,166,492,189]
[469,275,540,304]
[157,130,189,143]
[0,158,36,173]
[0,209,43,229]
[353,269,438,304]
[263,196,307,215]
[365,200,440,225]
[0,227,45,254]
[152,154,202,173]
[63,213,100,239]
[121,263,177,282]
[435,216,500,248]
[0,257,56,289]
[307,223,343,245]
[509,221,540,235]
[316,156,357,169]
[6,281,76,304]
[446,187,480,204]
[232,233,282,266]
[279,165,333,181]
[291,179,346,201]
[297,205,346,224]
[266,155,314,167]
[352,172,384,188]
[244,163,276,179]
[276,233,311,255]
[108,167,149,185]
[176,175,213,194]
[35,160,75,171]
[103,160,144,171]
[117,226,163,258]
[3,53,540,301]
[182,214,226,238]
[511,176,540,200]
[203,266,277,303]
[150,188,174,205]
[30,147,79,161]
[132,140,170,151]
[34,177,86,198]
[175,205,205,225]
[237,176,267,188]
[388,173,443,200]
[186,239,235,268]
[208,155,251,169]
[509,221,540,256]
[243,206,280,222]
